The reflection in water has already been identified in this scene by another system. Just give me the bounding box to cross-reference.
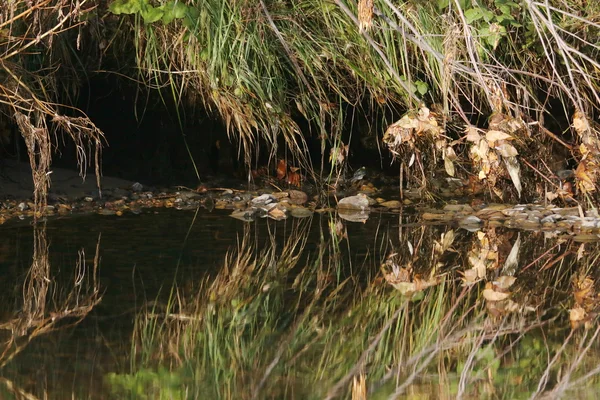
[0,223,101,398]
[1,209,600,398]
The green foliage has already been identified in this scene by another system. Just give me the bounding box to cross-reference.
[460,0,522,49]
[105,367,186,399]
[109,0,192,25]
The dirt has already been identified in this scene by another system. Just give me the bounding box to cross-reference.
[0,159,136,201]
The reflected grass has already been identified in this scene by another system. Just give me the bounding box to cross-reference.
[110,217,600,399]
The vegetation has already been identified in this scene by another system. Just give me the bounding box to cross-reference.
[1,0,600,207]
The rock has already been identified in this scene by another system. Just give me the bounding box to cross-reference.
[289,190,308,205]
[230,209,256,222]
[337,193,370,211]
[379,200,402,209]
[131,182,143,192]
[268,207,287,221]
[290,206,313,218]
[252,194,275,206]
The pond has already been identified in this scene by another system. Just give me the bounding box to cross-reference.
[0,207,599,399]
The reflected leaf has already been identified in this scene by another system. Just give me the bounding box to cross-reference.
[501,233,521,276]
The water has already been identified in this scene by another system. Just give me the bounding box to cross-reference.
[0,208,599,399]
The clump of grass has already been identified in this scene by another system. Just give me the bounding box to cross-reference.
[106,0,600,201]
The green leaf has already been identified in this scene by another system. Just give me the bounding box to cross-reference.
[415,80,429,95]
[172,2,188,18]
[140,5,163,24]
[437,0,450,11]
[481,8,495,22]
[161,0,189,24]
[108,0,141,15]
[183,6,201,30]
[465,8,482,23]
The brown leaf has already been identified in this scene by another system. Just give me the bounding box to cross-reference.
[287,170,301,186]
[276,159,287,180]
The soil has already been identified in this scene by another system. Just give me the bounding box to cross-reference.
[0,159,136,201]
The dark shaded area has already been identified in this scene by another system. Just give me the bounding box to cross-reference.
[54,76,396,187]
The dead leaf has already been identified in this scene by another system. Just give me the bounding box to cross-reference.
[504,156,522,198]
[577,243,585,261]
[570,306,586,323]
[573,111,590,136]
[268,207,287,220]
[494,276,516,290]
[461,268,480,285]
[329,144,348,166]
[276,159,287,180]
[465,125,482,142]
[444,157,455,177]
[442,230,455,251]
[576,160,597,194]
[287,170,301,186]
[483,287,510,301]
[495,143,518,157]
[486,130,513,143]
[501,233,521,275]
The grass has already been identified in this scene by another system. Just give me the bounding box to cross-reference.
[2,0,600,204]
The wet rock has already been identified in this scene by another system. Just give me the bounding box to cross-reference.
[289,190,308,205]
[458,215,482,231]
[379,200,402,209]
[422,212,454,221]
[337,194,370,211]
[98,209,116,216]
[268,207,287,221]
[290,206,313,218]
[443,204,474,213]
[252,194,276,206]
[271,192,289,201]
[230,209,256,222]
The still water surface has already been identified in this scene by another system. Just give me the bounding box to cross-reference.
[0,208,599,399]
